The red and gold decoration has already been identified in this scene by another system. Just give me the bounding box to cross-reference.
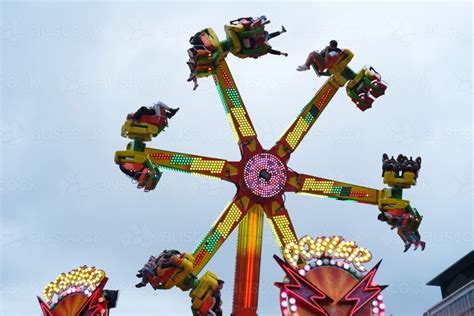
[276,236,386,316]
[37,266,118,316]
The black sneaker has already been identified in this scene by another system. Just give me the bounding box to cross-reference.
[403,243,412,252]
[167,108,180,119]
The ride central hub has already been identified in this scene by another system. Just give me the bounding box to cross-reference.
[243,153,287,198]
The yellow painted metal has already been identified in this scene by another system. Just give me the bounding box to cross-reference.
[114,149,147,164]
[121,120,159,141]
[192,200,247,275]
[214,60,257,144]
[144,147,228,177]
[271,214,298,246]
[298,175,380,205]
[190,157,226,174]
[330,49,354,75]
[224,24,244,55]
[159,252,195,290]
[264,200,298,250]
[190,271,219,310]
[205,27,225,58]
[383,171,417,188]
[216,203,243,238]
[378,188,410,210]
[277,75,340,155]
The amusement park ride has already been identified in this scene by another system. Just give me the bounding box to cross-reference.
[37,16,424,316]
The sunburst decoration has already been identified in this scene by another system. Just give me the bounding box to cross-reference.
[42,266,106,305]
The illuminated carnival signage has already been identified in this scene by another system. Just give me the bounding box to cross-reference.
[42,266,106,305]
[283,235,372,272]
[277,236,386,316]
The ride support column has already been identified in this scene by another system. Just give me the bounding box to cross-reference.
[231,205,264,316]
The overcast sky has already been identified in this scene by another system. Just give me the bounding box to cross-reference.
[1,1,472,315]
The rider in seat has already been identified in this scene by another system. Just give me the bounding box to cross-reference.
[132,101,179,122]
[187,30,214,90]
[135,250,182,288]
[209,280,225,316]
[135,255,160,288]
[378,211,425,251]
[231,16,288,58]
[297,40,342,73]
[264,25,288,57]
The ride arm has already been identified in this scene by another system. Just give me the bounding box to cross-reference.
[272,50,356,160]
[191,194,252,275]
[115,146,238,182]
[262,197,298,250]
[287,171,425,251]
[272,77,342,159]
[213,60,261,154]
[187,28,262,154]
[287,172,381,205]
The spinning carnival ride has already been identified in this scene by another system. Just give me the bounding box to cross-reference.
[114,17,424,316]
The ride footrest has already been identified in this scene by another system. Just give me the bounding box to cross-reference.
[187,28,225,79]
[378,188,424,251]
[190,271,220,315]
[136,164,162,192]
[187,47,219,78]
[167,252,196,291]
[346,67,387,111]
[379,189,422,230]
[146,251,197,290]
[328,48,354,76]
[115,149,147,165]
[115,150,162,192]
[121,117,164,141]
[225,21,268,58]
[310,49,354,86]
